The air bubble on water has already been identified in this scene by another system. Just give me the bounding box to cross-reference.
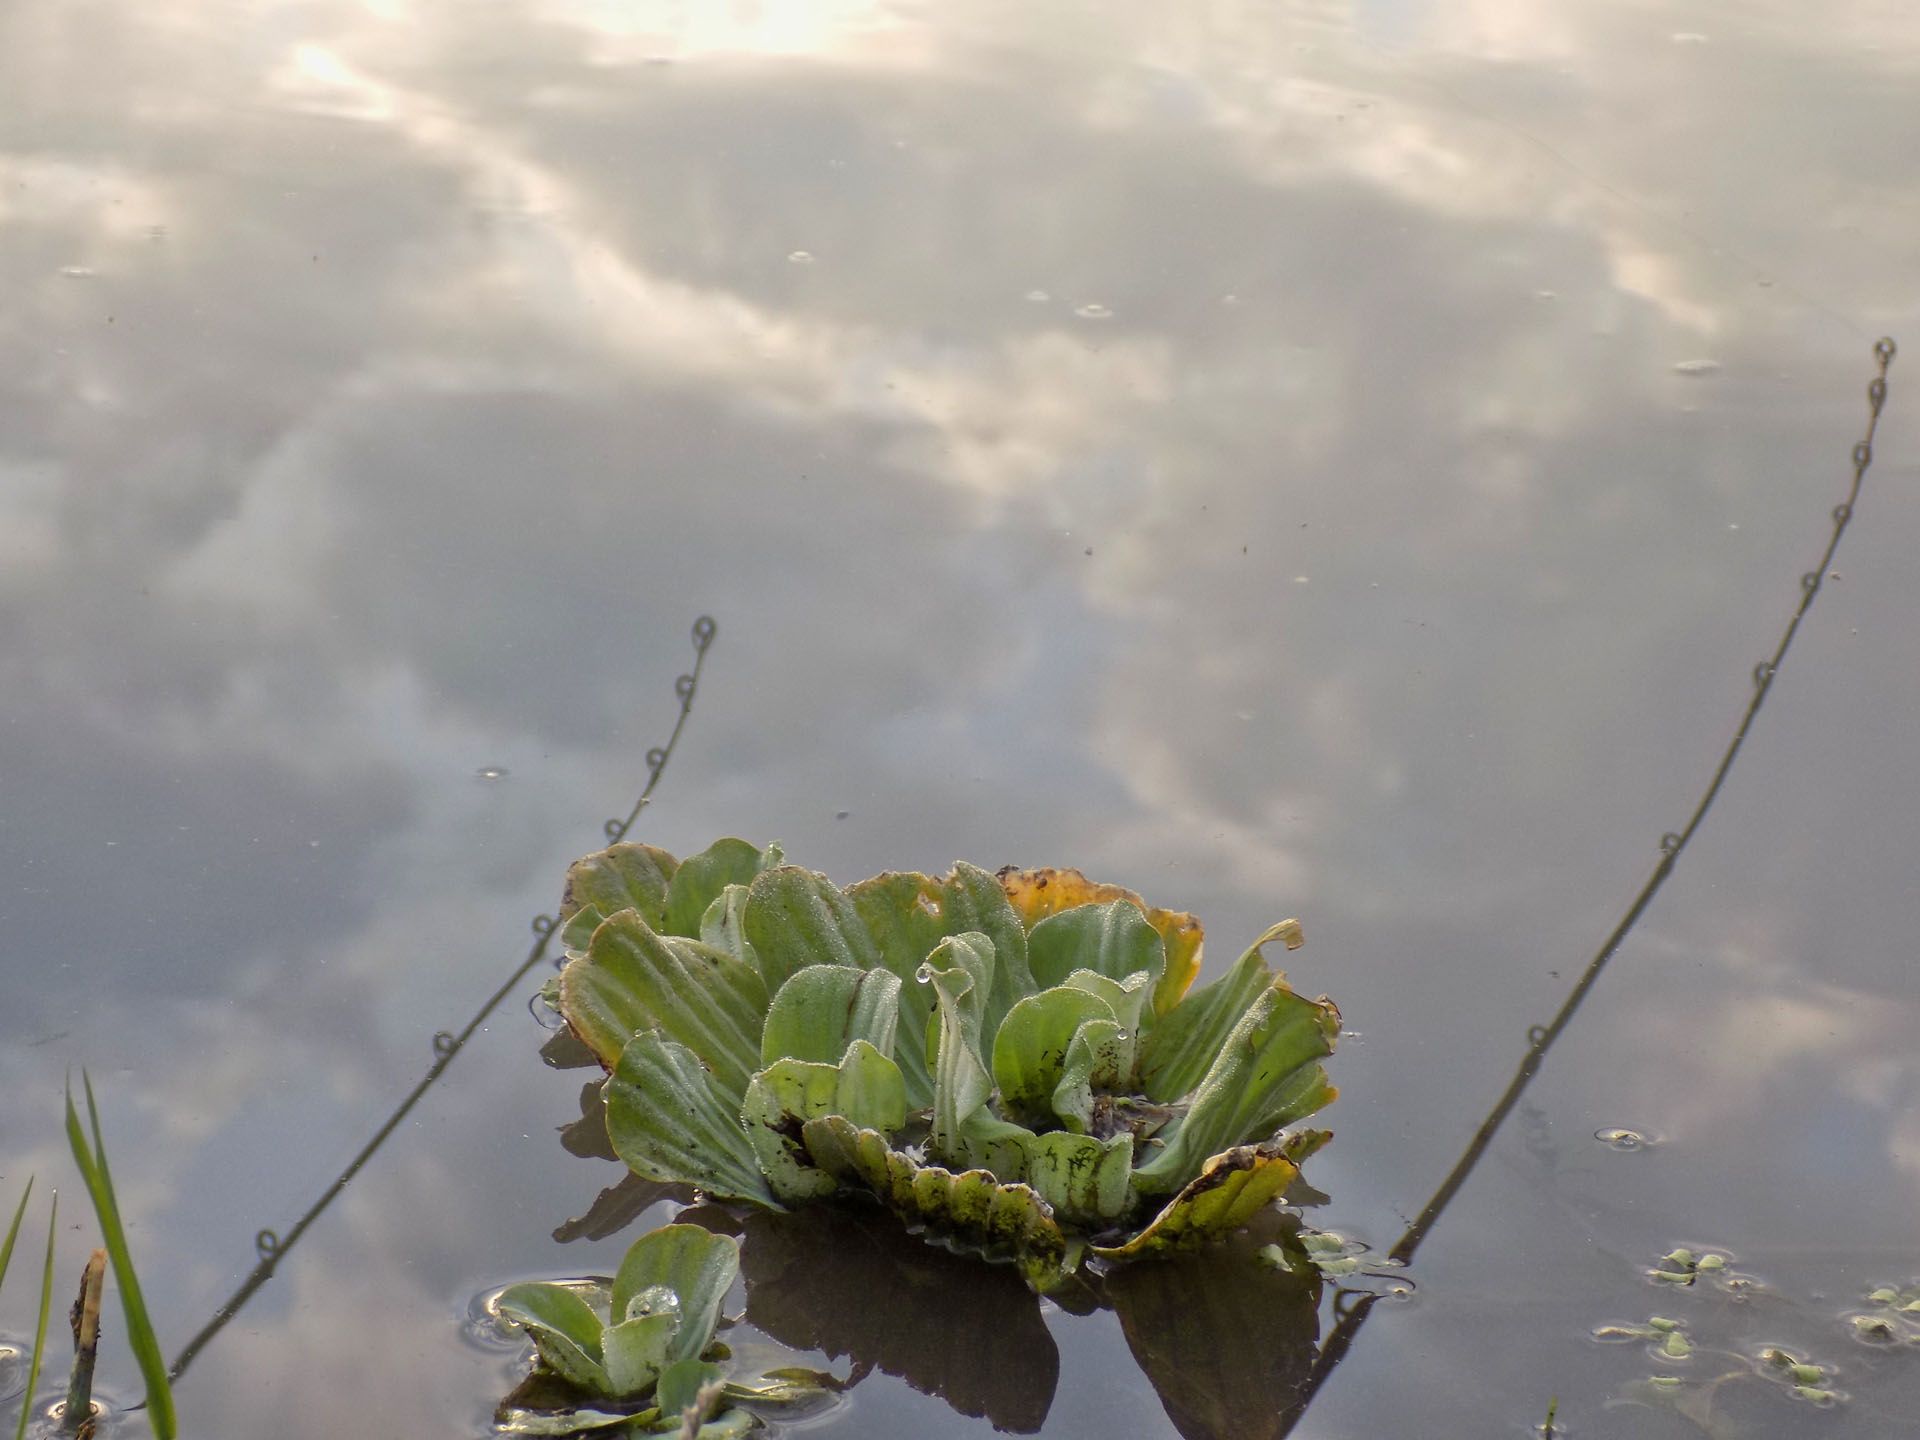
[1074,302,1113,319]
[60,265,97,279]
[1596,1127,1652,1151]
[1671,31,1709,43]
[476,766,509,780]
[788,250,814,264]
[1025,289,1051,302]
[1673,358,1721,376]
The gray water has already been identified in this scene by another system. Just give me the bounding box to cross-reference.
[4,2,1920,1436]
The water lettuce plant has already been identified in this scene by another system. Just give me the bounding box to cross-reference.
[546,839,1340,1289]
[495,1225,754,1436]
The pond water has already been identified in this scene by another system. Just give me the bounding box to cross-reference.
[4,2,1919,1436]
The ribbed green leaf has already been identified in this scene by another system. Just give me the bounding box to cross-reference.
[923,933,997,1167]
[1027,900,1165,997]
[845,872,946,1107]
[698,884,758,969]
[496,1282,610,1392]
[760,965,901,1066]
[609,1225,741,1365]
[558,843,679,951]
[1063,968,1151,1087]
[1135,925,1295,1102]
[1051,1016,1129,1134]
[799,1115,1074,1290]
[1016,1130,1135,1227]
[664,839,766,938]
[998,867,1205,1018]
[560,912,768,1100]
[940,864,1037,1037]
[605,1035,775,1206]
[743,1043,907,1202]
[743,866,884,994]
[603,1292,681,1397]
[846,865,1039,1100]
[1132,983,1338,1194]
[991,987,1114,1127]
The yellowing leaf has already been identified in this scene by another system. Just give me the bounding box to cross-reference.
[1094,1131,1330,1260]
[997,868,1204,1015]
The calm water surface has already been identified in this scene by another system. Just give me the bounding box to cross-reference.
[4,2,1919,1436]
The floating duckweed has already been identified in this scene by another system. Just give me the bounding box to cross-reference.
[1851,1314,1898,1342]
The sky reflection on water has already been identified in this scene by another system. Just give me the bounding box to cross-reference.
[4,0,1920,1435]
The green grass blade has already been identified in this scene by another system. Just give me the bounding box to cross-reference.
[66,1073,178,1439]
[0,1178,32,1293]
[13,1191,57,1440]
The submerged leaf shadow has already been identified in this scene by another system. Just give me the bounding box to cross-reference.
[736,1203,1061,1433]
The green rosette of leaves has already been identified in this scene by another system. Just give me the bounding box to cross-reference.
[495,1224,764,1435]
[548,840,1339,1291]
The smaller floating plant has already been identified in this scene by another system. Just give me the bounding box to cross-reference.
[493,1224,832,1436]
[541,839,1341,1290]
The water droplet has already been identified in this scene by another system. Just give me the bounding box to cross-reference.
[787,250,814,264]
[914,963,935,985]
[1596,1127,1651,1151]
[1114,1030,1131,1043]
[1025,288,1050,302]
[1672,358,1721,376]
[475,766,509,780]
[1074,302,1112,320]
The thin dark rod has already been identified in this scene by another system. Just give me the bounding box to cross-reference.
[166,616,717,1382]
[1289,337,1897,1425]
